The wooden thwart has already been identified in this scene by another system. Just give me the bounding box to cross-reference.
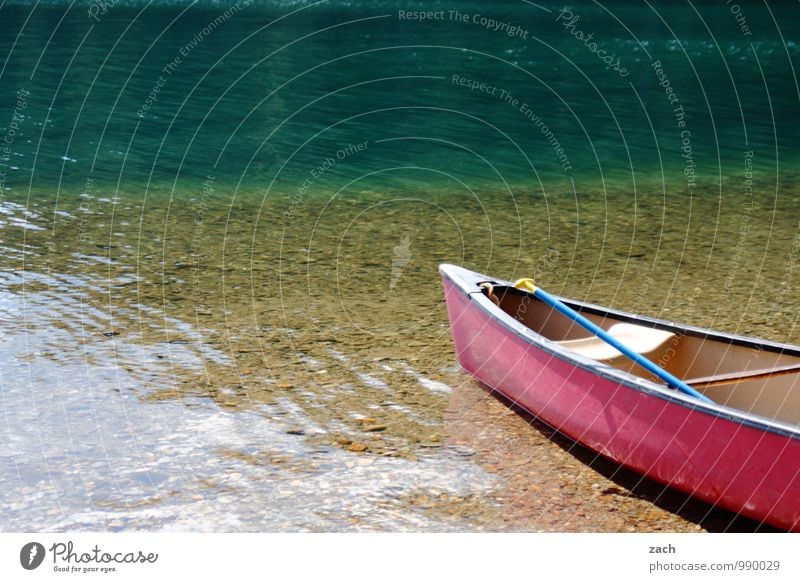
[686,361,800,388]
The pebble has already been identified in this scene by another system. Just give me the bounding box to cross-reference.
[347,443,368,453]
[363,424,388,432]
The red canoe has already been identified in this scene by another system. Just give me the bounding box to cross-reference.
[440,264,800,531]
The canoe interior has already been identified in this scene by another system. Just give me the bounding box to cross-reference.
[494,287,800,427]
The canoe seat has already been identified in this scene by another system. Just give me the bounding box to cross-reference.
[555,323,675,362]
[685,362,800,388]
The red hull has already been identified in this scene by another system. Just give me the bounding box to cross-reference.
[442,266,800,531]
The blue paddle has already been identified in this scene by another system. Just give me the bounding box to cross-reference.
[513,278,713,404]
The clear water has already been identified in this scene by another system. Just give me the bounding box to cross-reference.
[1,0,799,531]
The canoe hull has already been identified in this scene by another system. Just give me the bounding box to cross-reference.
[441,265,800,532]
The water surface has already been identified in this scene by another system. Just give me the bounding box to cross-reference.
[1,0,799,532]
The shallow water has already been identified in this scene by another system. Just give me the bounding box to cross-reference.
[1,186,794,532]
[2,0,799,532]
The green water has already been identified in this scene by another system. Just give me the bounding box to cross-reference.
[1,0,799,532]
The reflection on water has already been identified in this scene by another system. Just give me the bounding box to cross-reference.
[1,191,505,532]
[2,0,800,532]
[4,364,495,532]
[2,181,798,531]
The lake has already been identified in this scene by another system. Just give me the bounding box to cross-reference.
[1,0,798,532]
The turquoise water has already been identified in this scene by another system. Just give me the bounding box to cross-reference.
[1,0,799,532]
[2,1,799,195]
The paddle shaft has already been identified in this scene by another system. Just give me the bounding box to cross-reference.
[531,286,714,403]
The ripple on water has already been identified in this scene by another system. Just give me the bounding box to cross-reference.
[2,181,799,532]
